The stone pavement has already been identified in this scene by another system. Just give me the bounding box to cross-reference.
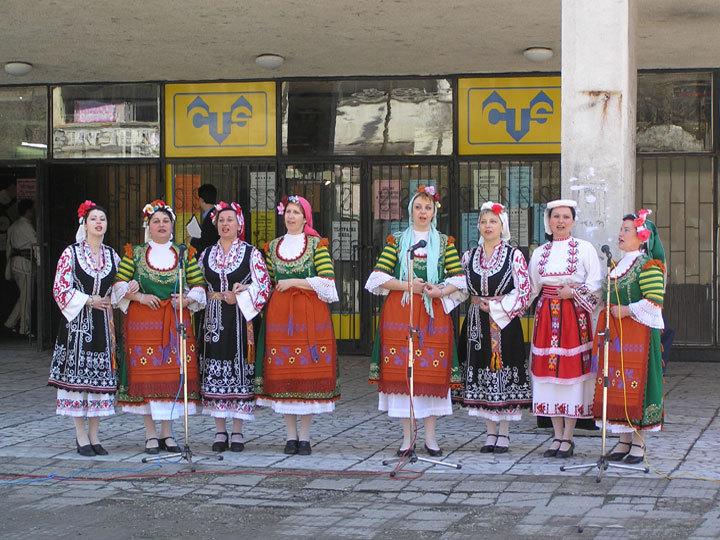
[1,340,720,539]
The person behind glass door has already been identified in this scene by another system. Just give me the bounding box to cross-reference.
[4,199,37,336]
[365,185,467,457]
[190,183,220,256]
[113,200,206,454]
[254,195,340,456]
[49,201,133,456]
[528,199,602,458]
[591,211,666,464]
[456,202,532,454]
[197,202,271,452]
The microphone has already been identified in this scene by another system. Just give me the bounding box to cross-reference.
[409,239,427,252]
[601,244,611,257]
[177,243,187,268]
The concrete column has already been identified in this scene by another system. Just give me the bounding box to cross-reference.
[561,0,637,251]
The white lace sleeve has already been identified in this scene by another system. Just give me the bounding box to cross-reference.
[307,276,339,303]
[528,246,543,304]
[490,248,531,329]
[440,274,469,314]
[237,248,272,321]
[112,281,131,313]
[629,299,664,330]
[365,271,394,296]
[186,286,206,313]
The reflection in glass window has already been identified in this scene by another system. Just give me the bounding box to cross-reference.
[283,79,452,155]
[52,84,160,158]
[0,86,47,159]
[637,72,712,153]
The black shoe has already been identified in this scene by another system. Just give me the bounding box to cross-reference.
[230,432,245,452]
[480,434,497,453]
[624,443,645,464]
[159,436,181,453]
[424,444,443,457]
[396,443,416,457]
[493,435,509,454]
[212,432,229,453]
[283,439,299,455]
[91,444,109,456]
[76,439,95,457]
[606,441,631,461]
[298,441,312,456]
[144,437,160,455]
[556,439,575,458]
[543,438,562,457]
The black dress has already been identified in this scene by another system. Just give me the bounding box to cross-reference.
[457,242,532,420]
[198,240,271,419]
[49,242,120,416]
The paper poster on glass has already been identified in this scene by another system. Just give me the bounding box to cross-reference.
[250,171,276,212]
[331,220,359,261]
[505,166,533,207]
[472,169,501,209]
[373,179,401,220]
[461,212,480,252]
[508,207,529,246]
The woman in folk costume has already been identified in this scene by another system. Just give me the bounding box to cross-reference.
[591,211,666,464]
[49,201,132,456]
[528,199,602,458]
[365,185,466,457]
[255,195,339,456]
[197,202,271,453]
[113,200,206,455]
[457,202,532,454]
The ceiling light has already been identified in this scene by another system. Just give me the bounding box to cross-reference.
[4,62,33,76]
[255,54,284,70]
[523,47,553,63]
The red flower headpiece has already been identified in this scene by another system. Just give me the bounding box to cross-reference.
[142,199,175,223]
[77,200,97,222]
[211,201,245,240]
[416,185,440,203]
[634,209,652,242]
[491,203,504,215]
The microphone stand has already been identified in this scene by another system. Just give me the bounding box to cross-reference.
[560,248,648,481]
[143,245,222,471]
[383,243,461,475]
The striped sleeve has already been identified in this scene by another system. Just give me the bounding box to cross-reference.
[639,261,665,307]
[263,242,275,282]
[185,255,206,288]
[114,245,135,283]
[314,239,335,278]
[373,235,398,275]
[443,237,464,277]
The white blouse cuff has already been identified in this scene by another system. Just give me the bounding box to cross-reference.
[629,299,664,330]
[112,282,131,314]
[237,290,260,321]
[365,271,393,296]
[307,276,339,303]
[186,287,206,313]
[62,291,89,322]
[488,301,511,330]
[440,275,469,314]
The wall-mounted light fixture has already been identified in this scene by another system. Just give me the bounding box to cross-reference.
[4,61,33,76]
[522,47,553,63]
[255,54,284,70]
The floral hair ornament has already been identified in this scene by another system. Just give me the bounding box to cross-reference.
[76,200,99,243]
[276,195,300,216]
[634,209,652,243]
[479,201,511,242]
[142,199,175,243]
[211,201,245,241]
[417,184,441,204]
[277,195,320,237]
[77,200,97,223]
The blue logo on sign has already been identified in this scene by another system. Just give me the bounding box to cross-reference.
[482,91,554,142]
[186,96,253,144]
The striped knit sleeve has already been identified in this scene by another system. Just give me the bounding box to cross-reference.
[373,235,398,275]
[185,255,206,288]
[639,261,665,307]
[313,239,335,278]
[114,244,136,283]
[443,237,464,277]
[263,241,275,282]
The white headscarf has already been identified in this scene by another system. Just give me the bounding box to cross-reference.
[544,199,577,236]
[479,201,511,242]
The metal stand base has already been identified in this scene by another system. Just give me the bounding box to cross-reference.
[383,448,461,476]
[561,454,648,482]
[142,443,223,472]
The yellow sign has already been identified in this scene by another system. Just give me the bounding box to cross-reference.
[458,77,561,155]
[165,82,276,157]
